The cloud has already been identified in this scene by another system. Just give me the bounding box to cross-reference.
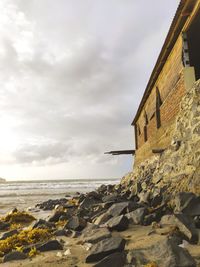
[0,0,179,179]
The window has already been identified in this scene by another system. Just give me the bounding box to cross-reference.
[156,87,162,129]
[144,111,148,142]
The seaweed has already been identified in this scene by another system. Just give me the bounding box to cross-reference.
[0,228,51,256]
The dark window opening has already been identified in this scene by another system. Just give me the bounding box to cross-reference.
[187,11,200,80]
[144,125,148,142]
[135,125,138,149]
[156,87,162,129]
[138,124,141,135]
[144,111,148,125]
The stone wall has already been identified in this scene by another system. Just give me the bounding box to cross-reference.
[122,80,200,195]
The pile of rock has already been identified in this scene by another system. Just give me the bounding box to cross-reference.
[122,80,200,195]
[32,183,200,266]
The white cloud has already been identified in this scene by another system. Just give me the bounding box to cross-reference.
[0,0,179,179]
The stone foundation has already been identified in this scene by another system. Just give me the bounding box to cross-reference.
[122,80,200,195]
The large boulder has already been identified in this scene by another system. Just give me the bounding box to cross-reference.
[106,215,129,231]
[93,252,126,267]
[37,240,63,252]
[160,213,198,243]
[86,237,126,263]
[3,251,27,262]
[127,238,196,267]
[125,207,147,225]
[174,192,200,216]
[81,228,111,244]
[0,230,18,240]
[107,202,130,217]
[64,216,86,231]
[94,212,112,226]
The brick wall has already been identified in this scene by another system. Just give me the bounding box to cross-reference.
[134,34,186,164]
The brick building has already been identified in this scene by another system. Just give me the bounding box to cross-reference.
[132,0,200,164]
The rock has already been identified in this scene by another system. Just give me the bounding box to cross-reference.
[80,197,99,210]
[143,213,158,226]
[102,193,119,203]
[87,191,102,200]
[0,221,10,231]
[161,213,198,243]
[33,219,55,229]
[37,240,63,252]
[81,228,111,244]
[106,215,129,231]
[0,229,18,240]
[48,211,68,222]
[107,202,130,217]
[125,207,147,225]
[3,251,27,262]
[138,191,150,204]
[93,252,126,267]
[86,237,126,263]
[174,192,200,216]
[54,229,69,237]
[94,212,112,226]
[128,238,196,267]
[64,216,86,231]
[36,198,67,210]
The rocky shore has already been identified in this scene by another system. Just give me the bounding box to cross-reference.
[0,181,199,267]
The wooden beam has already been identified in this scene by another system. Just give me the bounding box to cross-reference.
[105,150,135,156]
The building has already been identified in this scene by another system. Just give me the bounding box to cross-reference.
[132,0,200,165]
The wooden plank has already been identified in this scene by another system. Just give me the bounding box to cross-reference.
[105,150,135,155]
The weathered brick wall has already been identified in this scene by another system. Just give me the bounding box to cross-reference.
[134,35,186,164]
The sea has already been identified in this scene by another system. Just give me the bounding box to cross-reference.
[0,178,120,215]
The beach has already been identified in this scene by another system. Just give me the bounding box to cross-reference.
[0,179,199,267]
[0,179,119,215]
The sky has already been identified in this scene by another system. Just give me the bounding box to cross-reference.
[0,0,180,180]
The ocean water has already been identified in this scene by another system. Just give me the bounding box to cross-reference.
[0,179,120,215]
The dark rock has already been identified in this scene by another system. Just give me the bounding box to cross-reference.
[102,193,119,203]
[86,237,126,263]
[151,192,163,207]
[0,221,10,231]
[81,228,111,244]
[194,216,200,228]
[36,198,68,210]
[0,229,18,240]
[3,251,27,262]
[143,213,158,226]
[54,229,69,237]
[87,191,102,200]
[161,213,198,243]
[128,238,196,267]
[64,216,86,231]
[93,252,126,267]
[48,211,68,222]
[37,240,63,252]
[80,197,99,210]
[33,219,55,229]
[106,215,129,231]
[94,212,112,226]
[125,207,147,225]
[107,202,130,217]
[174,192,200,216]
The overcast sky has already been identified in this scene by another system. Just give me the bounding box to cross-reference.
[0,0,179,180]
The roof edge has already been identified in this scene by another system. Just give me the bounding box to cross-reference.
[132,0,196,126]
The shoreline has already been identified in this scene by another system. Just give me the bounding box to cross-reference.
[0,182,199,266]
